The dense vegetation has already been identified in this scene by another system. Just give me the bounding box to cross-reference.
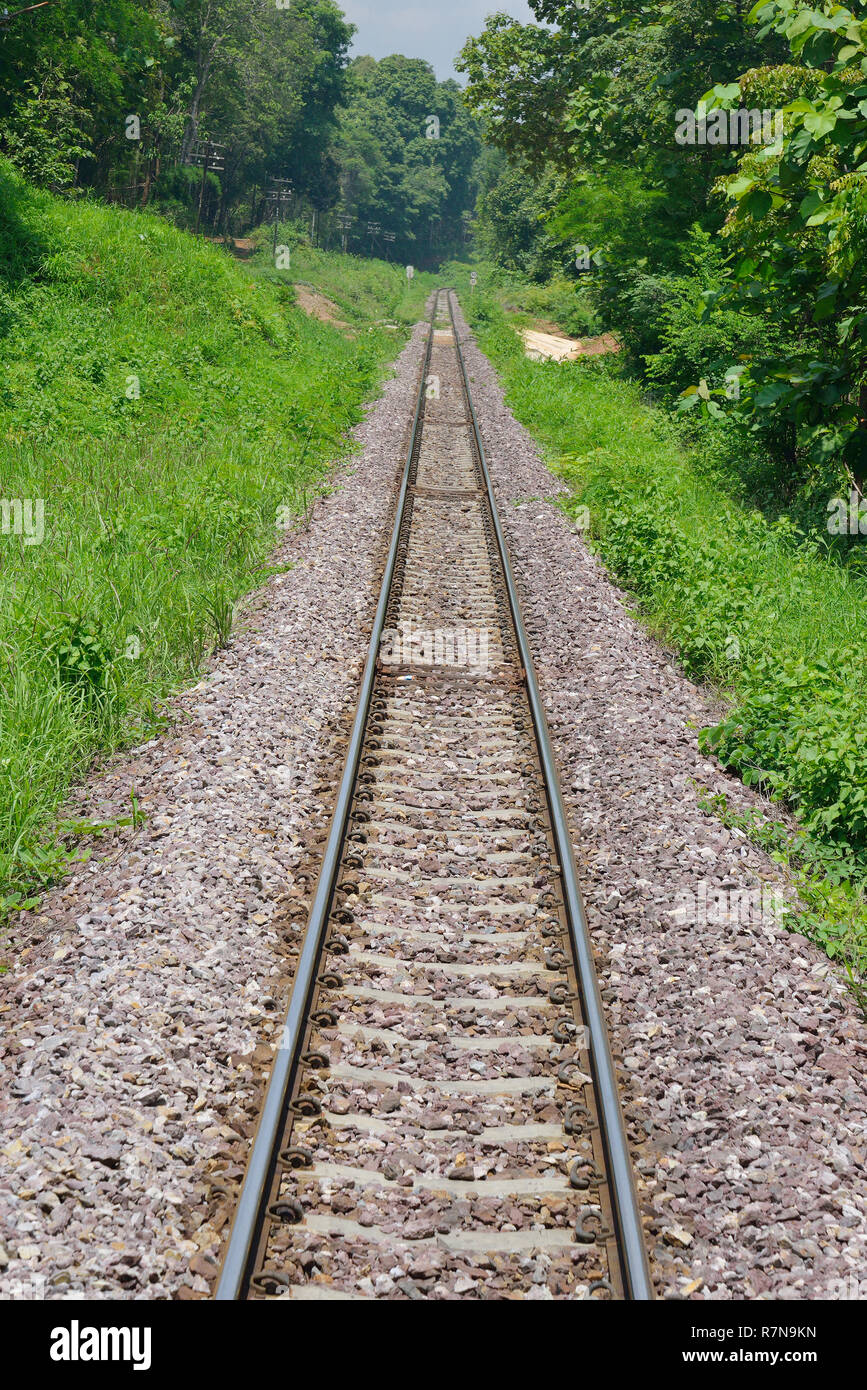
[460,0,867,532]
[455,3,867,985]
[0,157,436,919]
[0,2,480,262]
[333,55,480,264]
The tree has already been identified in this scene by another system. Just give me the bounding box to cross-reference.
[473,147,562,278]
[459,0,790,362]
[705,2,867,483]
[0,0,165,188]
[333,55,481,265]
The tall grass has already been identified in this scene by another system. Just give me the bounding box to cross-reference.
[466,293,867,992]
[0,162,434,920]
[277,242,437,326]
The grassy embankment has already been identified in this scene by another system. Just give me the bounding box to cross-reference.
[459,280,867,999]
[0,160,437,925]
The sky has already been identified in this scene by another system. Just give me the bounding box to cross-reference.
[340,1,538,83]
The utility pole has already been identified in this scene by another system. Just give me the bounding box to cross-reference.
[337,214,353,254]
[191,139,226,236]
[382,231,396,261]
[266,179,293,257]
[367,221,381,255]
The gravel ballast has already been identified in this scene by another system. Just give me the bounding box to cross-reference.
[1,300,864,1301]
[0,322,429,1299]
[450,296,867,1300]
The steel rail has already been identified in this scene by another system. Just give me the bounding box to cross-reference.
[446,289,653,1301]
[215,297,439,1301]
[217,289,652,1300]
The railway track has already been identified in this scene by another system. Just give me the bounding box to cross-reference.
[215,290,652,1302]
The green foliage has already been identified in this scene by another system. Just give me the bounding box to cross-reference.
[0,160,417,919]
[460,1,788,332]
[270,242,438,325]
[332,55,480,267]
[516,279,600,338]
[466,293,867,980]
[0,0,166,184]
[0,2,482,255]
[472,149,564,280]
[458,10,578,168]
[39,616,114,698]
[707,3,867,480]
[0,1,355,236]
[701,792,867,1007]
[645,225,791,402]
[459,0,863,501]
[442,259,598,341]
[702,652,867,854]
[0,78,92,189]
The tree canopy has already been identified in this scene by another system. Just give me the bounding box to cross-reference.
[460,0,867,495]
[0,1,479,253]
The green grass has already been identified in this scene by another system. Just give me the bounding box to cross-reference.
[284,244,436,326]
[0,162,434,925]
[465,291,867,991]
[237,221,439,327]
[440,259,599,337]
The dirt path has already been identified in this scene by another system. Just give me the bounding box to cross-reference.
[293,284,352,330]
[521,328,620,362]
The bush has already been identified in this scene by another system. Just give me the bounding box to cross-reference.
[464,293,867,979]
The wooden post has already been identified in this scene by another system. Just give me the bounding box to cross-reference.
[194,147,210,236]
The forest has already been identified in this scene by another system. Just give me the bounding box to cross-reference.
[463,1,867,517]
[0,0,480,262]
[4,0,865,511]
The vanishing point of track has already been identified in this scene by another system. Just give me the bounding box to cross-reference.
[215,290,653,1301]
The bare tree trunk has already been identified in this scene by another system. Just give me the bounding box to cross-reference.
[141,145,160,207]
[180,22,224,166]
[180,80,206,166]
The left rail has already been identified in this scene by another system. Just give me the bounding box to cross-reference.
[214,299,438,1300]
